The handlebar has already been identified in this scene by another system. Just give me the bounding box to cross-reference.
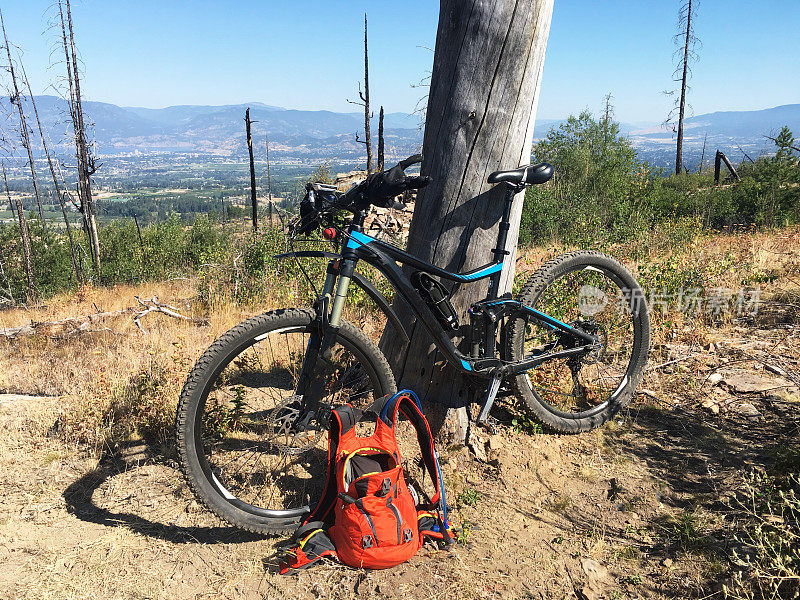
[293,155,431,237]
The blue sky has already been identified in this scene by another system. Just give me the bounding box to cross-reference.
[1,0,798,123]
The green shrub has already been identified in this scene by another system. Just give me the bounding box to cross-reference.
[521,115,800,245]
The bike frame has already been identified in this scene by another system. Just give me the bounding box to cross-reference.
[311,184,599,380]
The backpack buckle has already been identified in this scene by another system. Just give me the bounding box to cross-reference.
[362,535,374,549]
[403,528,413,543]
[379,477,391,497]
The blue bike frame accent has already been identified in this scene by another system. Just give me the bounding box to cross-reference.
[346,230,503,283]
[337,226,595,377]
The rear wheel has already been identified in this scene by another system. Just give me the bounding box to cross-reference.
[507,251,650,433]
[176,308,395,534]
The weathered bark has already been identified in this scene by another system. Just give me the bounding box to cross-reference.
[245,108,258,231]
[0,10,45,227]
[380,0,554,440]
[675,0,693,175]
[20,60,82,283]
[3,162,37,304]
[377,106,385,172]
[60,0,100,274]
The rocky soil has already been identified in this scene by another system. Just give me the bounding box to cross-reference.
[1,315,797,599]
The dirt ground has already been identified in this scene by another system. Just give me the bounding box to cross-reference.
[1,315,798,600]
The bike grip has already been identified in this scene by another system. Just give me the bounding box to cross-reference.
[405,175,431,190]
[398,154,423,170]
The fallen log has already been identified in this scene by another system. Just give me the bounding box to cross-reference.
[0,296,207,340]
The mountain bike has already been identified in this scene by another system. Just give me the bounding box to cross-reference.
[176,155,650,534]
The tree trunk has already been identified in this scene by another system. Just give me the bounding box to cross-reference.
[379,0,554,441]
[265,133,273,224]
[132,212,145,275]
[245,108,258,231]
[61,0,100,275]
[377,106,385,172]
[1,10,45,228]
[20,59,82,283]
[675,0,692,176]
[362,13,372,173]
[3,162,37,304]
[698,131,707,174]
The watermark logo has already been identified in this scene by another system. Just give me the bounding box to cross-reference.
[614,287,761,317]
[578,285,608,316]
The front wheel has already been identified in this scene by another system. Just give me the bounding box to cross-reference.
[506,251,650,433]
[176,308,396,534]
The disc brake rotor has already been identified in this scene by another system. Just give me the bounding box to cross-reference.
[264,396,324,455]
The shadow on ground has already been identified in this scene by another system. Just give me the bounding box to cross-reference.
[62,440,266,545]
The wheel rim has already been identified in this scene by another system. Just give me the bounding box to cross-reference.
[517,264,644,419]
[194,324,386,518]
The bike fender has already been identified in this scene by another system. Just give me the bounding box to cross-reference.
[272,252,410,344]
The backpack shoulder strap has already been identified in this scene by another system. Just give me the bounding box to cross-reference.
[301,404,359,525]
[380,390,442,505]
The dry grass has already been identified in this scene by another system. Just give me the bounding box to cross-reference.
[0,226,799,599]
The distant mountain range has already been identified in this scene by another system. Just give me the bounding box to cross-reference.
[3,95,798,168]
[626,104,800,168]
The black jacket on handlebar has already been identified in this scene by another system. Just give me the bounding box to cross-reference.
[345,154,431,210]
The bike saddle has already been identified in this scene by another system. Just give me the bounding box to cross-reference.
[487,162,553,186]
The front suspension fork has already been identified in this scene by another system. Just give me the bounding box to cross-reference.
[295,259,354,427]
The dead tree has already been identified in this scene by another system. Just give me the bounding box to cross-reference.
[59,0,100,274]
[666,0,700,175]
[245,108,258,231]
[7,186,14,217]
[698,131,707,173]
[265,133,273,224]
[0,254,13,306]
[348,14,373,173]
[1,9,46,227]
[714,150,740,184]
[603,93,614,122]
[3,162,37,304]
[20,58,82,282]
[379,0,554,442]
[377,106,385,172]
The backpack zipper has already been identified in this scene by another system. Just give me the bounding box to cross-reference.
[354,499,379,547]
[387,498,402,544]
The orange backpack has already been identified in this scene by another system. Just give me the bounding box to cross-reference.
[280,391,452,572]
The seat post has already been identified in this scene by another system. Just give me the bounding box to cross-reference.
[493,184,518,259]
[487,184,521,299]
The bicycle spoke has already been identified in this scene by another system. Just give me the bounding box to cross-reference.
[196,323,383,514]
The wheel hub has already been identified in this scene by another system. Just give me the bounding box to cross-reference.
[264,396,324,455]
